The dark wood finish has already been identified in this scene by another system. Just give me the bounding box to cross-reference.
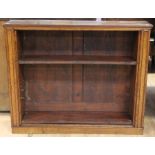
[22,65,134,112]
[5,20,152,134]
[5,20,152,30]
[19,30,138,56]
[22,111,132,125]
[19,55,136,65]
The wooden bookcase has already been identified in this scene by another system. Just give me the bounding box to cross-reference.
[4,20,152,134]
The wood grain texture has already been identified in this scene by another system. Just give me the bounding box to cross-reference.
[22,65,134,113]
[133,30,151,128]
[22,111,132,125]
[72,32,83,103]
[5,28,22,126]
[19,55,137,65]
[0,21,10,111]
[12,126,143,135]
[21,31,72,56]
[23,65,72,105]
[4,20,153,31]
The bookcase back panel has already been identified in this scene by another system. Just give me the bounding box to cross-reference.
[84,31,137,57]
[21,31,73,56]
[22,65,72,104]
[83,65,133,106]
[19,31,138,58]
[22,64,135,113]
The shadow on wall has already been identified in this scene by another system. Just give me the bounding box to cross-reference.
[146,86,155,117]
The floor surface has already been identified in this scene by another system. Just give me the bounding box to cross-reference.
[0,74,155,137]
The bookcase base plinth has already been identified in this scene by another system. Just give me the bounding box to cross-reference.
[12,125,143,135]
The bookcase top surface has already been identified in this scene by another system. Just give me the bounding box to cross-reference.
[4,20,153,30]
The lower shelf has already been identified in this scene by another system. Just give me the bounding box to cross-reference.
[22,111,132,125]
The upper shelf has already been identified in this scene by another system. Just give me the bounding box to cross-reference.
[4,20,153,31]
[19,55,137,65]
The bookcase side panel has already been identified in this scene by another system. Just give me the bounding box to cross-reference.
[133,30,151,128]
[5,29,22,127]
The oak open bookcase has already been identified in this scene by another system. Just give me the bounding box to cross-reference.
[4,20,152,134]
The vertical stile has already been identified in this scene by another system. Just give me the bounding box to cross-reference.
[5,28,21,126]
[133,30,151,128]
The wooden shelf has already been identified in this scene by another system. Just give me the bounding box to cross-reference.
[19,55,137,65]
[22,111,132,125]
